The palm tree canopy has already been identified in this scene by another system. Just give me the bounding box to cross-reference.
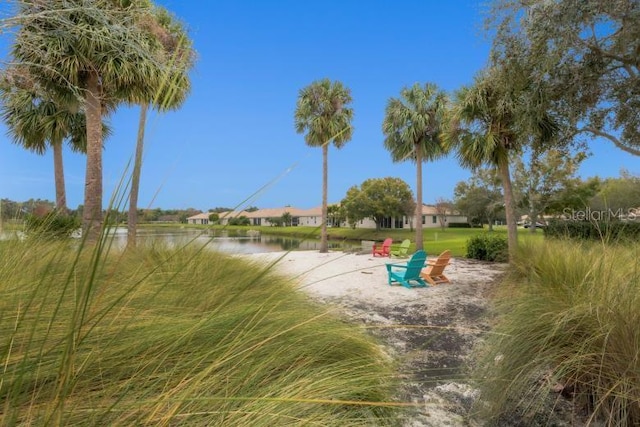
[448,67,558,170]
[450,67,524,169]
[134,5,195,111]
[382,82,449,163]
[0,68,110,154]
[11,0,165,108]
[294,78,354,148]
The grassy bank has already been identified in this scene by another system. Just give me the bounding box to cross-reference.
[200,224,544,257]
[0,236,400,425]
[474,239,640,425]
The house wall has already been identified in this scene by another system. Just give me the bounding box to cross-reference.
[188,218,208,225]
[348,214,468,229]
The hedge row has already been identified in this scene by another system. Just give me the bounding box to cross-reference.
[544,220,640,241]
[448,222,471,228]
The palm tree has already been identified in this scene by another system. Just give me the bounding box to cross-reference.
[11,1,170,239]
[0,69,88,212]
[382,83,449,251]
[448,70,519,257]
[127,6,194,248]
[294,79,354,253]
[447,67,556,260]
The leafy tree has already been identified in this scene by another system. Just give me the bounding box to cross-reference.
[127,5,194,248]
[489,0,640,156]
[434,198,454,230]
[208,212,219,223]
[546,177,601,217]
[327,204,345,228]
[10,0,175,239]
[281,211,292,227]
[295,78,354,253]
[245,206,259,212]
[512,147,587,232]
[453,168,503,230]
[341,177,415,231]
[209,207,234,213]
[382,83,448,250]
[589,171,640,214]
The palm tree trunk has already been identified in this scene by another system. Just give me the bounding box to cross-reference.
[415,144,424,251]
[128,103,148,248]
[52,138,67,213]
[497,159,518,261]
[82,70,103,240]
[320,144,328,253]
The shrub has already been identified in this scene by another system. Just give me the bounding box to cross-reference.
[24,211,81,239]
[466,233,508,262]
[228,215,250,226]
[448,222,471,228]
[473,240,640,426]
[545,219,640,241]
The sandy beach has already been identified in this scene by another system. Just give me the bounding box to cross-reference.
[244,250,508,426]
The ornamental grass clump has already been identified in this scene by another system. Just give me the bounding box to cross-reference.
[474,239,640,425]
[0,232,399,426]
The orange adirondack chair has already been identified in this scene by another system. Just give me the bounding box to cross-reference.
[372,238,392,257]
[420,250,452,286]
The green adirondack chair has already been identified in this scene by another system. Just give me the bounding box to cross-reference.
[390,239,411,258]
[385,250,428,288]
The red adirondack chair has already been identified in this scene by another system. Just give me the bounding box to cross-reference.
[372,238,393,257]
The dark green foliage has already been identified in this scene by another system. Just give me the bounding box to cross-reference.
[268,217,284,227]
[545,220,640,241]
[466,233,508,262]
[24,211,80,239]
[448,222,471,228]
[228,216,250,226]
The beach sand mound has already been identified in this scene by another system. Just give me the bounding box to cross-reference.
[245,250,507,426]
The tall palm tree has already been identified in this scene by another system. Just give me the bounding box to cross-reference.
[449,71,519,258]
[382,83,449,251]
[294,79,354,253]
[448,68,556,260]
[11,0,170,239]
[0,69,88,212]
[127,6,194,248]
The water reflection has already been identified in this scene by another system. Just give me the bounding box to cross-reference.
[102,227,355,254]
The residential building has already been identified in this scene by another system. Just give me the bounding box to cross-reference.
[188,204,466,229]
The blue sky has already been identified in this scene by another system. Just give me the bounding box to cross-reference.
[0,1,637,211]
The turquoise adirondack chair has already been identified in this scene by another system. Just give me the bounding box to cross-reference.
[390,239,411,258]
[385,250,428,288]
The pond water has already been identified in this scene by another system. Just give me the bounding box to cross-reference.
[0,227,360,254]
[105,227,358,254]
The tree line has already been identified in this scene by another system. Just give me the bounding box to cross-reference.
[0,198,202,224]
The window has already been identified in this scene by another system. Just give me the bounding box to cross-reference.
[432,216,437,224]
[422,215,426,225]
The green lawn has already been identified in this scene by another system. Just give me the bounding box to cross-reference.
[205,224,545,257]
